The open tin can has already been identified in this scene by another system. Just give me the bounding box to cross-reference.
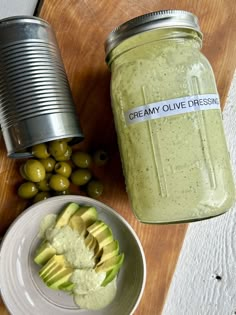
[0,16,83,158]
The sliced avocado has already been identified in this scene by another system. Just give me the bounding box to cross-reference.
[94,244,101,260]
[48,272,73,290]
[101,260,123,287]
[34,241,56,265]
[39,254,74,290]
[99,240,119,264]
[68,214,86,236]
[74,206,98,227]
[46,268,73,286]
[84,234,98,252]
[84,233,94,248]
[87,220,106,236]
[94,227,113,251]
[41,262,73,283]
[95,253,124,273]
[39,255,71,278]
[89,237,98,252]
[59,281,75,292]
[39,261,57,278]
[41,265,63,282]
[85,226,113,259]
[55,203,79,228]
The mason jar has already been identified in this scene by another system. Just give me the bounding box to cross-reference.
[105,10,235,223]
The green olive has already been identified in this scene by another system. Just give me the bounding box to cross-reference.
[53,189,70,196]
[33,191,51,203]
[71,169,92,186]
[18,182,38,199]
[19,164,30,180]
[39,157,56,172]
[24,159,46,182]
[48,140,68,158]
[36,173,52,191]
[72,151,92,168]
[49,174,70,191]
[55,146,72,161]
[54,162,72,178]
[32,143,50,159]
[93,150,109,166]
[86,180,104,199]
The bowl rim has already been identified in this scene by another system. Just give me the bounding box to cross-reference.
[0,195,147,315]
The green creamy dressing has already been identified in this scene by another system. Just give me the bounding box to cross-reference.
[71,269,106,294]
[45,225,95,269]
[39,214,57,238]
[110,29,235,223]
[39,214,117,310]
[74,278,117,310]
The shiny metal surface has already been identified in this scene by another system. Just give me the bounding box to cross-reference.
[105,10,202,58]
[0,16,83,158]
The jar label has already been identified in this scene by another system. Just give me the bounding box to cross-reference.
[125,94,220,125]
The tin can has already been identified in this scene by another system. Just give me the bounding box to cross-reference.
[0,16,83,158]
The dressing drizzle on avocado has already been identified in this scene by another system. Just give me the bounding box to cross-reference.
[45,225,95,269]
[37,206,121,310]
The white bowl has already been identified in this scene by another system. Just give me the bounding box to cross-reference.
[0,195,146,315]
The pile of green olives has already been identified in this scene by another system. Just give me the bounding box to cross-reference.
[17,139,108,203]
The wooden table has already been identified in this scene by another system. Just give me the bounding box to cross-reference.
[1,1,236,314]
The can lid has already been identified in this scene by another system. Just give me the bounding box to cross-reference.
[0,15,50,26]
[105,10,202,59]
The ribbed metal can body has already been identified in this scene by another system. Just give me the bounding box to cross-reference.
[0,16,83,158]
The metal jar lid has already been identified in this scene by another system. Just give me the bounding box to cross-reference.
[105,10,202,59]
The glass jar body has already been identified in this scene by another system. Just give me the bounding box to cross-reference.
[109,28,235,223]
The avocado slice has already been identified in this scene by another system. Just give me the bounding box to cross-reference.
[87,220,106,236]
[39,260,57,278]
[34,241,56,265]
[48,272,74,290]
[84,226,113,260]
[39,255,71,278]
[84,233,94,248]
[39,254,74,290]
[41,265,63,282]
[99,240,119,264]
[74,206,98,227]
[46,268,73,287]
[54,203,79,228]
[40,262,73,283]
[101,258,124,287]
[89,237,98,252]
[95,253,124,273]
[93,227,113,251]
[68,214,86,236]
[84,234,98,253]
[59,281,75,292]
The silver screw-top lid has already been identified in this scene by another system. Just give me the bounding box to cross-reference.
[105,10,202,58]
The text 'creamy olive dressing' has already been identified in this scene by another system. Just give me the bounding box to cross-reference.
[39,213,117,310]
[105,10,235,223]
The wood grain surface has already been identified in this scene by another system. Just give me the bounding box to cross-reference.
[0,1,236,314]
